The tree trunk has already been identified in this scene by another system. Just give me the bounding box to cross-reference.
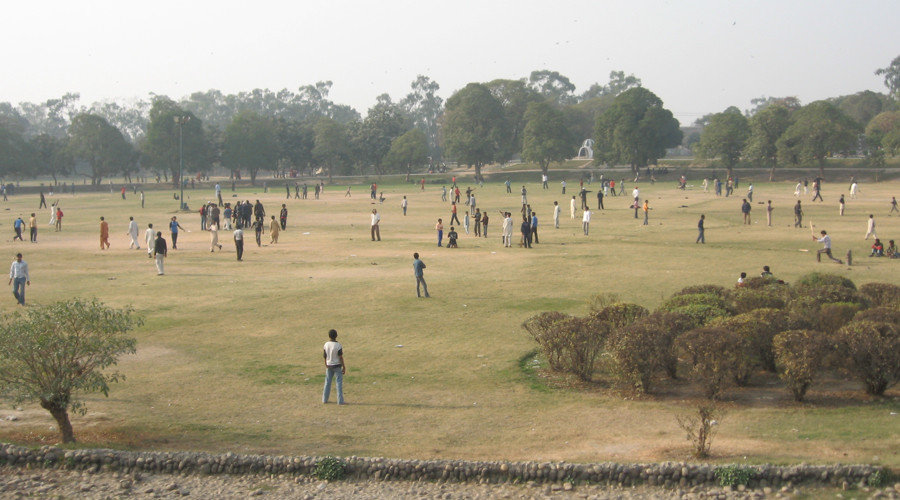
[474,163,483,182]
[541,161,549,177]
[768,163,776,182]
[250,168,258,186]
[726,166,734,179]
[40,399,75,443]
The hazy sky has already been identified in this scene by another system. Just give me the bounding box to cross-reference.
[3,0,898,124]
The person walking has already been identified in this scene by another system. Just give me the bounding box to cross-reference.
[412,252,430,298]
[814,230,843,264]
[233,226,244,261]
[28,213,37,243]
[140,191,145,208]
[269,215,280,244]
[441,186,447,202]
[812,180,823,202]
[153,232,167,275]
[127,216,140,249]
[766,200,773,226]
[741,199,751,225]
[794,201,803,228]
[99,217,110,250]
[145,224,155,258]
[865,214,877,240]
[582,208,592,235]
[279,204,288,230]
[252,217,263,247]
[9,253,29,306]
[169,216,184,249]
[322,329,347,404]
[890,196,898,214]
[696,214,705,244]
[553,201,561,228]
[370,209,381,241]
[450,202,460,225]
[642,200,650,225]
[39,191,47,209]
[13,217,24,241]
[209,222,222,251]
[401,196,408,216]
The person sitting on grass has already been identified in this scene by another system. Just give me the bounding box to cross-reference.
[886,240,898,259]
[869,238,885,257]
[447,227,458,248]
[737,272,747,286]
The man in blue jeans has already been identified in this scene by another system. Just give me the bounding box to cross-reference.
[322,329,346,405]
[9,253,29,306]
[413,252,430,297]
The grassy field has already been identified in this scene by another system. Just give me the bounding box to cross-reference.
[0,175,898,467]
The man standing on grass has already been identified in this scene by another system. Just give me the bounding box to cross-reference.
[127,216,140,249]
[553,201,561,228]
[450,202,460,226]
[145,223,155,258]
[169,216,184,249]
[766,201,773,226]
[865,214,877,240]
[741,199,751,225]
[370,209,381,241]
[413,252,430,298]
[570,196,576,219]
[794,201,803,228]
[322,329,346,405]
[153,231,167,275]
[9,253,29,306]
[582,208,592,235]
[531,212,539,244]
[13,216,24,241]
[696,214,705,244]
[99,217,110,250]
[29,213,37,243]
[280,204,288,230]
[814,230,843,264]
[401,196,408,216]
[233,226,244,261]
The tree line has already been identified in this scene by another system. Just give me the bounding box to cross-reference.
[1,56,899,186]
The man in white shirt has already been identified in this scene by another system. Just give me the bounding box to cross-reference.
[144,224,155,258]
[542,173,548,189]
[9,253,30,306]
[233,227,244,261]
[400,196,408,216]
[370,209,381,241]
[553,201,561,228]
[865,214,877,240]
[632,186,640,219]
[322,329,346,405]
[127,217,140,249]
[582,209,592,236]
[570,196,576,219]
[814,230,843,264]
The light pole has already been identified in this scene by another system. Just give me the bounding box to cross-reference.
[174,115,190,210]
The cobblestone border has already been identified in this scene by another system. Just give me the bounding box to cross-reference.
[0,442,888,489]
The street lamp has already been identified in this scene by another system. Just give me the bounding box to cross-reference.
[174,115,190,210]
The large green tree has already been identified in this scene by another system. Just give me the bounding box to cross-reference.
[696,106,750,177]
[67,113,134,185]
[743,104,791,180]
[594,87,682,172]
[383,128,428,176]
[357,95,410,175]
[0,111,33,179]
[223,111,278,185]
[522,101,574,176]
[483,79,541,163]
[141,97,206,187]
[401,75,443,163]
[776,101,860,175]
[30,133,72,184]
[875,55,900,100]
[274,118,315,175]
[830,90,893,129]
[865,111,900,156]
[442,83,507,180]
[579,71,642,101]
[528,70,576,106]
[0,299,140,443]
[312,116,350,180]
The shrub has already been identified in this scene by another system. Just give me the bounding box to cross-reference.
[676,403,723,458]
[650,311,696,379]
[676,327,742,399]
[558,316,607,381]
[522,312,571,371]
[661,293,729,312]
[740,276,785,290]
[673,284,728,297]
[859,282,900,308]
[728,288,786,314]
[834,320,900,395]
[607,318,671,394]
[792,284,867,308]
[314,456,346,481]
[665,304,731,328]
[773,330,829,402]
[795,272,856,290]
[854,307,900,325]
[715,465,756,487]
[818,302,863,335]
[710,309,787,383]
[590,302,649,330]
[587,292,621,315]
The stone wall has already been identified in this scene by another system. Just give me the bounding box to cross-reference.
[0,443,887,489]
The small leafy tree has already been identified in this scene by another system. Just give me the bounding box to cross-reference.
[854,307,900,325]
[0,299,140,443]
[558,316,606,381]
[773,330,829,401]
[858,283,900,309]
[834,320,900,396]
[676,327,742,399]
[522,312,571,371]
[608,312,691,393]
[676,403,723,458]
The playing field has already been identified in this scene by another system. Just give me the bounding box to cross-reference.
[1,173,898,466]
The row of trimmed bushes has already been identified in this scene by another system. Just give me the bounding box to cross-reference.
[523,274,900,400]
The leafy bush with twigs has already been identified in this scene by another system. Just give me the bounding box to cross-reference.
[854,307,900,325]
[589,302,648,330]
[673,284,728,297]
[676,403,724,458]
[676,327,743,399]
[834,320,900,396]
[558,316,607,381]
[795,272,856,290]
[522,312,571,371]
[728,287,786,314]
[709,309,787,383]
[773,329,830,401]
[859,282,900,308]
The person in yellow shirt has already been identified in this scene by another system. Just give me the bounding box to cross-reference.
[269,215,280,244]
[642,200,650,226]
[99,217,110,249]
[28,213,37,243]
